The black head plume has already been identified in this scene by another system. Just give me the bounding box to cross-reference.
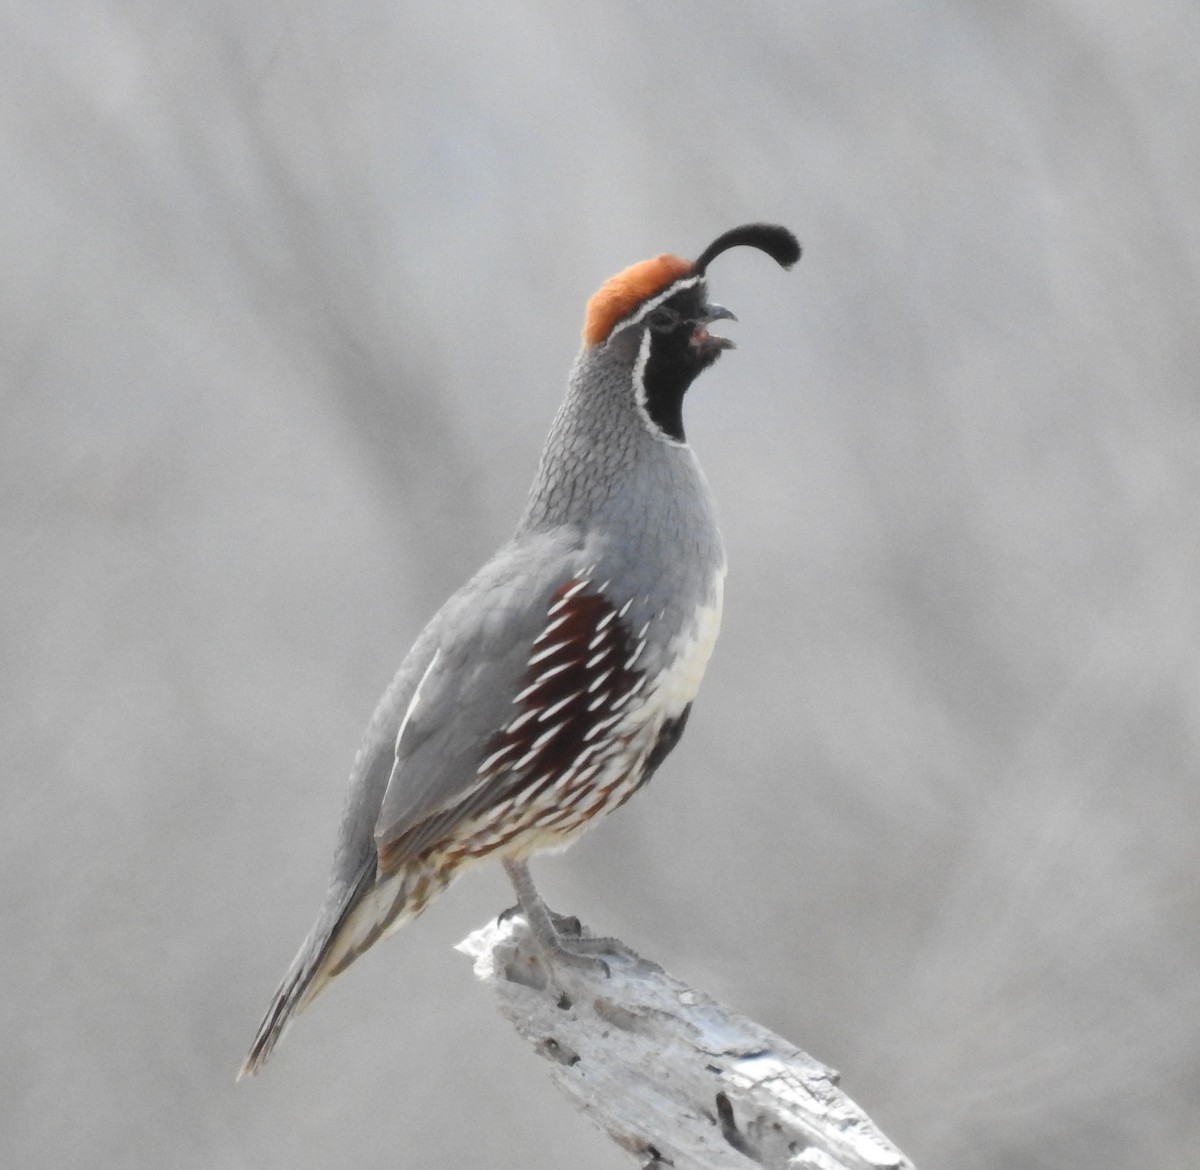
[692,223,802,275]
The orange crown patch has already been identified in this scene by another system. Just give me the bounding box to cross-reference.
[582,254,695,347]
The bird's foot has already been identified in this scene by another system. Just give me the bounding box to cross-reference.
[503,902,620,975]
[547,909,583,937]
[534,919,648,976]
[500,859,641,976]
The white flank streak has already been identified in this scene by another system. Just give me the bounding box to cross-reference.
[583,710,624,741]
[572,741,604,769]
[513,660,572,703]
[512,745,542,772]
[585,648,611,669]
[476,742,518,775]
[527,638,571,667]
[504,707,539,734]
[535,660,573,685]
[512,682,539,705]
[625,676,649,700]
[624,641,646,670]
[530,721,565,753]
[586,667,614,694]
[513,779,549,807]
[393,649,440,756]
[586,690,611,712]
[570,760,602,785]
[617,598,633,618]
[537,690,581,722]
[549,579,590,612]
[512,722,565,771]
[532,612,572,644]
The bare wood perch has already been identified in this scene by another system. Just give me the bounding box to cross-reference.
[458,915,917,1170]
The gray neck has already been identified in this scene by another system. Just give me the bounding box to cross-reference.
[517,342,712,538]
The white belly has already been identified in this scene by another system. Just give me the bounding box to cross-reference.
[648,570,725,717]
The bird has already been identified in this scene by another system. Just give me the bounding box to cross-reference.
[239,222,801,1077]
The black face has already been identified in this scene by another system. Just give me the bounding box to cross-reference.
[638,282,733,443]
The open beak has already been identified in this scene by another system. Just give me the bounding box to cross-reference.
[691,303,739,351]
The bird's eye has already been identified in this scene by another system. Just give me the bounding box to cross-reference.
[646,306,680,332]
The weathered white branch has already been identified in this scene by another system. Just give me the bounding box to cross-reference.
[458,916,917,1170]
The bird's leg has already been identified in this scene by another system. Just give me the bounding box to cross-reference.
[502,859,641,975]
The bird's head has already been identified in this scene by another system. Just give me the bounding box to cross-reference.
[581,223,801,443]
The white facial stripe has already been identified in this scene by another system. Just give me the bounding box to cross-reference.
[630,329,687,447]
[608,274,702,339]
[631,329,654,424]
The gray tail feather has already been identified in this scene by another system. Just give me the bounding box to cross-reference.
[237,868,372,1080]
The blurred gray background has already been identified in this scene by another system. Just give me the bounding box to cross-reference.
[3,2,1198,1167]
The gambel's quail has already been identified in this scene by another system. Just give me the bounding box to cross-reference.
[240,223,801,1076]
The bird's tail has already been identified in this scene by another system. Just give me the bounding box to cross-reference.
[238,865,377,1079]
[238,863,437,1078]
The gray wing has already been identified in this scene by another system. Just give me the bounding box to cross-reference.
[373,528,589,871]
[241,529,590,1075]
[322,647,437,892]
